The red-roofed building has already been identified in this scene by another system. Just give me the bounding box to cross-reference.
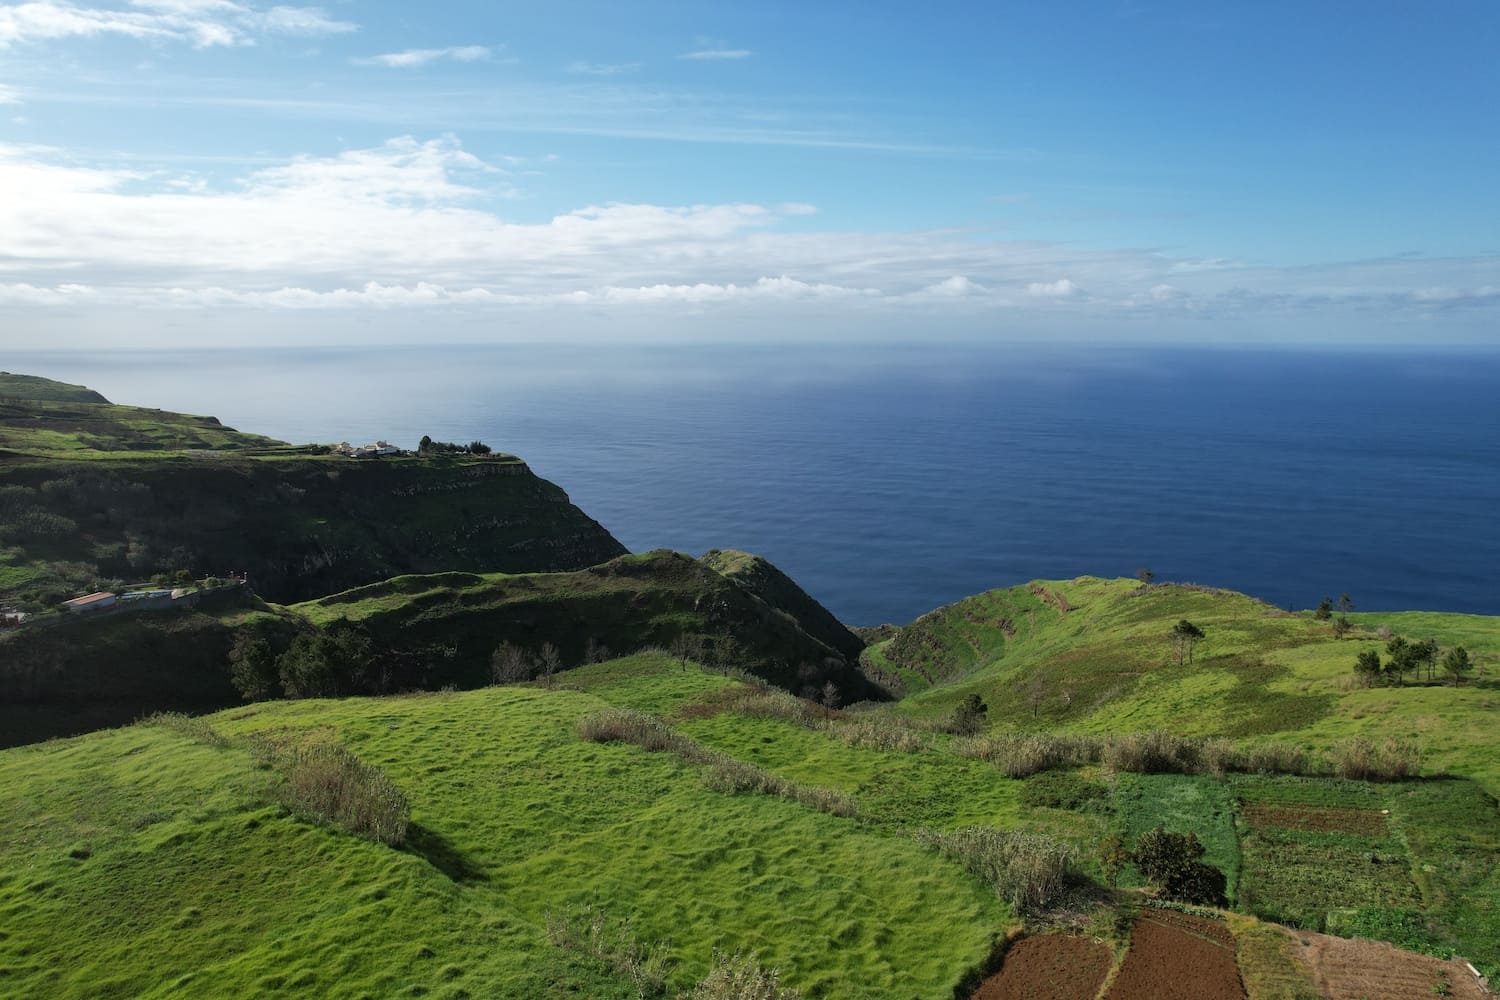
[61,592,117,614]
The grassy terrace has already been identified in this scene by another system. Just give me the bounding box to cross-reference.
[0,659,1008,999]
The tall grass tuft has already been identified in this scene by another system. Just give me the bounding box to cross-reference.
[1331,737,1422,781]
[580,709,858,819]
[957,733,1101,777]
[143,711,228,748]
[1101,730,1200,774]
[545,905,670,998]
[690,949,804,1000]
[914,826,1076,913]
[279,742,409,846]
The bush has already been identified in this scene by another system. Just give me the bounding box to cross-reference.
[958,733,1102,778]
[279,742,409,846]
[1134,826,1227,906]
[832,715,930,753]
[1018,771,1110,811]
[914,826,1076,913]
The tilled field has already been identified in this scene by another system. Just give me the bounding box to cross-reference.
[1105,909,1245,1000]
[1290,928,1489,1000]
[1241,803,1389,836]
[970,935,1113,1000]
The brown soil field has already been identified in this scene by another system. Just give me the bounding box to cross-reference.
[970,935,1113,1000]
[1105,909,1245,1000]
[1288,928,1489,1000]
[1241,803,1389,836]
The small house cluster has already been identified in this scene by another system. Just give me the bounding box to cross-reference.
[1,609,26,629]
[332,441,401,459]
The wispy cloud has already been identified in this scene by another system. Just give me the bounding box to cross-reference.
[566,60,641,76]
[679,38,751,60]
[0,82,20,104]
[0,0,356,48]
[353,45,493,69]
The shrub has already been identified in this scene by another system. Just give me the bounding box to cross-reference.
[946,693,989,736]
[958,733,1102,778]
[914,827,1076,913]
[1134,826,1227,906]
[279,742,409,846]
[690,950,803,1000]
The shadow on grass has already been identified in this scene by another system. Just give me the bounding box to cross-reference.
[404,822,487,883]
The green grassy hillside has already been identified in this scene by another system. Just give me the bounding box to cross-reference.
[875,577,1500,794]
[0,661,1009,999]
[699,549,865,662]
[0,375,626,608]
[0,372,110,404]
[293,549,879,702]
[1,550,877,746]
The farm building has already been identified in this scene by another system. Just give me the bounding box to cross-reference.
[61,592,117,614]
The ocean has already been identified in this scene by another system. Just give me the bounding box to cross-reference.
[8,342,1499,624]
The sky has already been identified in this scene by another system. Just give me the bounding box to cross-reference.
[1,0,1497,348]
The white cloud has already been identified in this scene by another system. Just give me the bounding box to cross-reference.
[0,83,21,103]
[0,137,1497,344]
[353,45,492,68]
[1026,278,1079,298]
[680,48,751,60]
[0,0,355,49]
[566,60,641,76]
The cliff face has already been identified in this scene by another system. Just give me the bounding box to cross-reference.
[0,455,627,606]
[0,374,627,608]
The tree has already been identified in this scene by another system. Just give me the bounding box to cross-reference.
[1385,636,1416,686]
[1354,649,1383,685]
[538,642,562,688]
[490,641,533,684]
[1333,615,1353,641]
[1136,567,1155,585]
[820,680,841,710]
[713,635,740,675]
[228,635,278,701]
[1411,638,1439,683]
[1338,593,1355,614]
[949,693,988,736]
[1097,834,1130,887]
[670,633,702,670]
[1443,646,1472,685]
[277,629,373,698]
[583,637,610,665]
[468,440,491,455]
[1134,826,1227,906]
[1314,597,1333,621]
[1170,620,1205,665]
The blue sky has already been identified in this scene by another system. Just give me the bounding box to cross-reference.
[1,0,1497,346]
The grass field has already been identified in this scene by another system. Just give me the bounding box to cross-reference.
[0,659,1012,999]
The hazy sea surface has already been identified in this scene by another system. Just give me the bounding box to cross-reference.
[9,343,1499,624]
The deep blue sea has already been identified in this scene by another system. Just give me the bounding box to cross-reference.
[8,344,1499,624]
